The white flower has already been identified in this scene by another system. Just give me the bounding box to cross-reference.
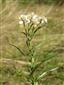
[34,24,37,27]
[27,19,30,23]
[20,14,27,21]
[19,14,30,24]
[25,19,30,24]
[41,20,44,24]
[19,14,25,20]
[20,14,24,17]
[19,12,47,26]
[32,14,38,20]
[19,21,23,25]
[31,15,40,25]
[21,14,26,18]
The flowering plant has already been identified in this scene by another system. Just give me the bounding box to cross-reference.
[10,12,59,85]
[18,13,59,85]
[19,12,47,48]
[19,12,47,26]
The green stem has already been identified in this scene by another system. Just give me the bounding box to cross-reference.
[34,82,38,85]
[25,27,39,85]
[31,81,38,85]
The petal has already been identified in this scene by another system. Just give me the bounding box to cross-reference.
[19,21,23,25]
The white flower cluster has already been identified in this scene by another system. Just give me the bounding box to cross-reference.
[19,12,47,27]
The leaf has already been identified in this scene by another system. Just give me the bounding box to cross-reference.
[34,26,42,34]
[38,67,59,80]
[21,18,25,27]
[9,43,25,56]
[21,32,27,37]
[28,23,34,32]
[38,72,47,80]
[29,52,57,76]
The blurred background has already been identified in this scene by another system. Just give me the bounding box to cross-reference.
[0,0,64,85]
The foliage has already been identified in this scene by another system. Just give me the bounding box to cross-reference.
[0,1,64,85]
[1,0,64,5]
[8,12,64,85]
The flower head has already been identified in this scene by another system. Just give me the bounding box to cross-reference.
[19,12,47,26]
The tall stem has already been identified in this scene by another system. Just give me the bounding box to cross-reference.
[25,26,39,85]
[31,81,38,85]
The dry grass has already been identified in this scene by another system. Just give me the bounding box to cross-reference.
[0,1,64,85]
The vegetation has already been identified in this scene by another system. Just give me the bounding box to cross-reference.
[1,0,64,5]
[0,0,64,85]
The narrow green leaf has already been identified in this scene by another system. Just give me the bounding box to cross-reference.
[28,23,34,32]
[38,67,58,80]
[9,43,25,56]
[30,52,57,75]
[21,32,27,37]
[34,26,42,34]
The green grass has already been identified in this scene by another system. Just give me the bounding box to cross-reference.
[0,1,64,85]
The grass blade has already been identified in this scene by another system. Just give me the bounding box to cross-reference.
[9,43,25,56]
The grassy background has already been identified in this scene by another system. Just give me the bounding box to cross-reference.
[0,0,64,85]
